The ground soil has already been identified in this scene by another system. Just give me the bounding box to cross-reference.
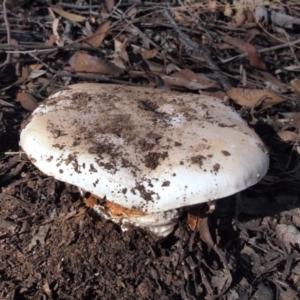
[1,1,300,299]
[1,104,300,300]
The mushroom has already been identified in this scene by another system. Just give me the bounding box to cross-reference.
[20,83,269,236]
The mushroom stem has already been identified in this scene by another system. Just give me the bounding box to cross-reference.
[86,194,182,237]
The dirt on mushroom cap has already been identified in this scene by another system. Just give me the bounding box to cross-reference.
[20,83,269,213]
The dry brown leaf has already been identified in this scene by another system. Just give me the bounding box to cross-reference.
[187,213,198,231]
[45,34,57,46]
[85,194,98,208]
[234,8,247,27]
[52,18,63,46]
[68,52,123,76]
[104,0,115,13]
[10,39,19,60]
[141,48,158,59]
[113,39,129,69]
[127,7,137,19]
[208,0,217,12]
[277,130,299,143]
[169,69,219,90]
[29,64,43,72]
[42,281,52,296]
[16,91,38,111]
[222,35,266,70]
[51,7,86,22]
[217,43,233,50]
[202,90,227,101]
[81,21,111,48]
[291,79,300,96]
[85,194,145,217]
[292,113,300,129]
[13,66,29,86]
[226,88,287,108]
[224,3,233,17]
[114,39,129,62]
[258,71,288,93]
[160,74,213,91]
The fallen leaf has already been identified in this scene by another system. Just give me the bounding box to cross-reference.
[292,113,300,129]
[277,130,299,143]
[224,3,233,17]
[171,69,219,89]
[28,70,47,80]
[63,209,78,220]
[85,194,98,208]
[226,88,287,108]
[258,71,288,93]
[271,11,300,29]
[51,6,86,22]
[81,20,111,48]
[104,0,115,13]
[291,79,300,96]
[42,281,52,296]
[113,39,129,69]
[68,52,123,76]
[208,0,217,12]
[141,48,158,59]
[234,8,247,27]
[161,69,218,91]
[187,213,198,231]
[52,18,63,46]
[16,91,38,111]
[45,34,57,46]
[10,39,19,60]
[13,66,29,86]
[202,90,227,101]
[221,35,266,70]
[127,6,137,19]
[29,64,43,72]
[284,66,300,72]
[86,194,145,217]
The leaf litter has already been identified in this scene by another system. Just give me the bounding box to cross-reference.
[0,0,300,299]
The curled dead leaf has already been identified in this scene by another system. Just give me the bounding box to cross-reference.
[161,69,219,91]
[16,91,38,111]
[187,213,198,231]
[291,113,300,129]
[81,21,111,48]
[113,39,130,70]
[171,69,219,89]
[221,35,266,70]
[141,48,158,60]
[51,7,86,22]
[291,79,300,96]
[277,130,299,143]
[226,88,287,108]
[68,52,123,76]
[13,66,29,86]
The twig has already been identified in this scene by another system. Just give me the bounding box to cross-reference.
[220,38,300,65]
[4,151,24,155]
[0,0,12,69]
[163,9,232,90]
[28,53,56,73]
[56,71,149,87]
[0,44,106,52]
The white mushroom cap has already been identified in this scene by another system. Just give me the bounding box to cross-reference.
[20,83,269,215]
